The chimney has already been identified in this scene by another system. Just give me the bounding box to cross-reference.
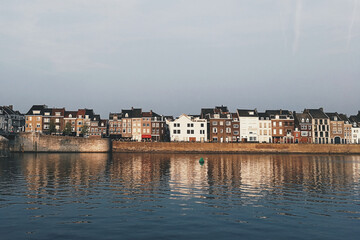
[8,105,13,110]
[320,107,324,112]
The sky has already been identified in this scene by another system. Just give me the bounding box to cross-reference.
[0,0,359,118]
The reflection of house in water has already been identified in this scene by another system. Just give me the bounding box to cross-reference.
[206,154,360,203]
[109,153,170,191]
[169,155,209,198]
[21,153,108,194]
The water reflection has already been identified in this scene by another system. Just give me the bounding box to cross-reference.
[0,153,359,239]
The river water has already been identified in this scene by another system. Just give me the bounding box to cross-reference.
[0,153,359,240]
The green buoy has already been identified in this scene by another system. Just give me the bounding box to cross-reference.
[199,157,204,165]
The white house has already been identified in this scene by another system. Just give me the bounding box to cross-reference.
[258,112,272,143]
[237,109,259,142]
[352,123,360,144]
[169,114,207,142]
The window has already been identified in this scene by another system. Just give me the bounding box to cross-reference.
[213,127,217,133]
[55,119,59,123]
[226,128,231,133]
[220,121,223,126]
[259,123,262,128]
[233,124,239,128]
[279,122,283,127]
[234,131,239,135]
[177,130,180,134]
[201,123,204,127]
[36,124,40,128]
[212,121,217,125]
[36,117,41,121]
[273,129,276,135]
[226,121,231,126]
[273,122,276,127]
[279,129,283,135]
[78,121,82,125]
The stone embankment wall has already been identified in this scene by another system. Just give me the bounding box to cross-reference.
[0,136,9,156]
[9,133,110,153]
[112,142,360,154]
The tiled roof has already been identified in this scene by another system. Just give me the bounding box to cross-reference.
[237,109,258,117]
[325,112,341,121]
[305,109,328,119]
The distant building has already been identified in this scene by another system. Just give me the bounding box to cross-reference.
[108,107,166,141]
[294,112,312,143]
[0,105,25,133]
[201,106,239,142]
[237,109,259,142]
[350,112,360,144]
[169,114,207,142]
[25,105,47,133]
[266,110,295,143]
[258,112,272,143]
[339,114,352,144]
[304,108,330,144]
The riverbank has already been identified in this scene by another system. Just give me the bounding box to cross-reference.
[2,133,360,154]
[112,141,360,154]
[8,132,110,153]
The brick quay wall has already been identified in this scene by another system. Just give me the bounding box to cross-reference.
[0,136,9,156]
[3,133,360,154]
[9,133,110,153]
[112,141,360,154]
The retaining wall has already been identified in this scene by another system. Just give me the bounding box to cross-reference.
[0,136,9,156]
[9,132,111,153]
[112,141,360,154]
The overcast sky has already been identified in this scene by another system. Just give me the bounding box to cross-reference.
[1,0,359,117]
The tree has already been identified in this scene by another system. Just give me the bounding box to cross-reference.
[63,122,72,136]
[80,124,89,137]
[49,119,56,135]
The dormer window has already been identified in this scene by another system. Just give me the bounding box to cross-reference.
[249,111,254,115]
[301,118,304,123]
[33,110,40,114]
[334,117,337,121]
[306,118,309,123]
[69,114,72,118]
[45,112,50,116]
[125,113,129,117]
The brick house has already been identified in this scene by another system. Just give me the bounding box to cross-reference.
[304,108,330,144]
[266,110,295,143]
[294,112,312,143]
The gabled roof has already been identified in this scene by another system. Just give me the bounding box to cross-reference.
[65,111,77,118]
[109,112,122,120]
[265,110,292,116]
[237,109,258,117]
[258,112,270,120]
[338,114,350,123]
[326,112,341,121]
[304,108,328,119]
[26,105,47,115]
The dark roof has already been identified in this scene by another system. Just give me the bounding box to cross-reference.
[215,105,229,113]
[200,108,214,118]
[109,113,122,120]
[304,109,328,119]
[237,109,258,117]
[265,110,292,116]
[0,106,17,115]
[338,114,350,123]
[65,111,77,118]
[258,112,270,119]
[26,105,47,115]
[326,112,341,121]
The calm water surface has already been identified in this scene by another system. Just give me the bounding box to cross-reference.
[0,153,359,240]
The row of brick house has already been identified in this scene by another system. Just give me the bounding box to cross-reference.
[169,106,360,144]
[25,105,107,137]
[4,104,360,144]
[108,108,167,141]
